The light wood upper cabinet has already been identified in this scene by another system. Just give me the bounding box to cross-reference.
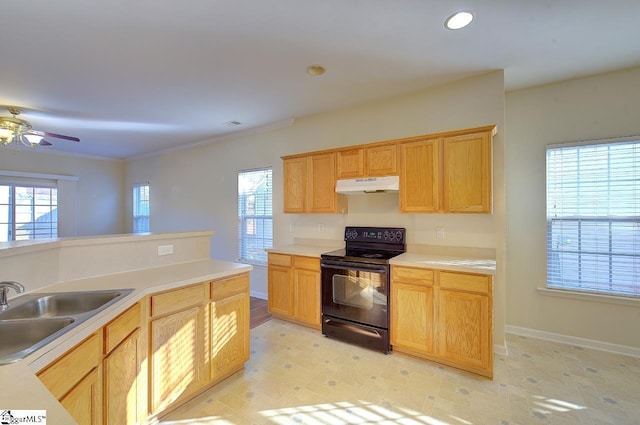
[442,132,492,213]
[399,138,440,212]
[336,148,365,179]
[399,128,493,213]
[308,153,339,213]
[284,153,346,213]
[283,157,307,213]
[366,144,397,176]
[336,145,397,178]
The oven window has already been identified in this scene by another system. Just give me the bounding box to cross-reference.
[332,272,385,309]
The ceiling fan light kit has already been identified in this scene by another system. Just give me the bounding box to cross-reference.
[0,108,78,148]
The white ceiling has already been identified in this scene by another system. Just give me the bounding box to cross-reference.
[2,0,640,159]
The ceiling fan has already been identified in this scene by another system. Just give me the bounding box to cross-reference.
[0,107,80,148]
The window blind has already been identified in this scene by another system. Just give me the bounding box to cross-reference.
[546,139,640,296]
[238,168,272,265]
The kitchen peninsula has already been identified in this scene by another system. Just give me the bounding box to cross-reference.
[0,231,251,424]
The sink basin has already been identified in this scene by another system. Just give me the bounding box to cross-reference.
[0,317,75,362]
[0,288,134,364]
[0,290,123,320]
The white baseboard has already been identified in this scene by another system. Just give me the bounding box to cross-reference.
[250,290,268,300]
[505,325,640,358]
[494,344,508,356]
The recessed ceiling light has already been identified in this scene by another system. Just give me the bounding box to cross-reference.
[306,64,326,76]
[445,11,474,30]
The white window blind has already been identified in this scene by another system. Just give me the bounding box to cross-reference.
[546,139,640,296]
[133,184,150,233]
[238,168,272,265]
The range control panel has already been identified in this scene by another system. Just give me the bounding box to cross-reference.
[344,226,406,244]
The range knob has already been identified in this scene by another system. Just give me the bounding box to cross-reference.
[395,230,403,242]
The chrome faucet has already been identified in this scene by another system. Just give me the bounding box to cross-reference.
[0,281,25,311]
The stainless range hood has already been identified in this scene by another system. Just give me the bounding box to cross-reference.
[335,176,399,195]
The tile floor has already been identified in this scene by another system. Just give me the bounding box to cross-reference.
[161,319,640,425]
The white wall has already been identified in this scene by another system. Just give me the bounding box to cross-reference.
[505,66,640,349]
[0,150,125,236]
[126,70,507,347]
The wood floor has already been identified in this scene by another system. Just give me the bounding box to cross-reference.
[249,297,271,329]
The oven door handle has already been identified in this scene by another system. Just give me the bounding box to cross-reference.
[320,261,388,274]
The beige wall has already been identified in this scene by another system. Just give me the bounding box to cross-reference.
[0,150,125,236]
[126,70,507,349]
[505,66,640,349]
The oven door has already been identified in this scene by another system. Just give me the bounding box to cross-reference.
[321,259,389,329]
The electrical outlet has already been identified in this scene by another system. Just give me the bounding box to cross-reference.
[157,245,174,256]
[436,227,445,240]
[290,223,295,233]
[318,223,325,233]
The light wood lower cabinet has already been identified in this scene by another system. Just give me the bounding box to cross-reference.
[37,332,103,425]
[37,274,251,423]
[149,284,207,414]
[268,253,321,329]
[60,365,103,425]
[391,266,493,378]
[210,274,250,381]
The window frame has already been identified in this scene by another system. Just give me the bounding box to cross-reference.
[133,183,150,233]
[545,136,639,298]
[238,167,273,266]
[0,183,58,241]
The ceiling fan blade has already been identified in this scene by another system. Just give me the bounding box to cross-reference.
[39,139,53,146]
[27,130,80,142]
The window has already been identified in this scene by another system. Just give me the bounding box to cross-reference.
[0,184,58,241]
[238,168,272,265]
[546,139,639,296]
[133,183,150,233]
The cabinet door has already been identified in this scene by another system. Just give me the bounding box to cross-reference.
[211,292,250,381]
[150,306,204,413]
[307,153,337,212]
[391,282,434,354]
[293,268,321,327]
[268,265,293,317]
[366,145,397,176]
[400,139,440,212]
[60,366,103,425]
[442,132,491,213]
[104,329,141,425]
[438,289,491,375]
[283,157,307,213]
[336,148,364,178]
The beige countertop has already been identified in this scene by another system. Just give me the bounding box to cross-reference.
[266,244,342,258]
[0,258,252,424]
[267,244,495,274]
[390,253,496,274]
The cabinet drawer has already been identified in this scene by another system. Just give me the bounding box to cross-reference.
[211,273,249,301]
[268,253,291,267]
[104,303,141,354]
[391,266,434,286]
[38,332,101,399]
[150,284,207,317]
[439,271,490,294]
[293,256,319,271]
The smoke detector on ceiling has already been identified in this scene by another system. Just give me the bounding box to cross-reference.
[223,120,242,127]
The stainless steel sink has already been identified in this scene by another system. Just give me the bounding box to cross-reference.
[0,317,75,363]
[0,288,134,364]
[0,291,123,320]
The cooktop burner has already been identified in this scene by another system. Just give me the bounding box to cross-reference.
[321,227,407,264]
